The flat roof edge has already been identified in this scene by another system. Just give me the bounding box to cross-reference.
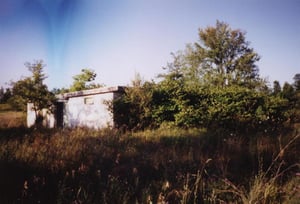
[56,86,126,100]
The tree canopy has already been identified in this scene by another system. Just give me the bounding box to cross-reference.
[3,21,299,133]
[162,21,262,90]
[111,22,299,133]
[69,68,103,92]
[9,60,55,123]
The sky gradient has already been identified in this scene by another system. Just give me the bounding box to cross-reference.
[1,0,300,89]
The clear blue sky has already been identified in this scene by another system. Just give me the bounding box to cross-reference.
[0,0,299,89]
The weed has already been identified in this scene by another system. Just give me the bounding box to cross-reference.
[0,127,299,203]
[215,133,300,203]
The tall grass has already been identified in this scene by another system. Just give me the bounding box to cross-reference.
[0,103,26,128]
[214,133,300,203]
[0,111,25,128]
[0,126,299,203]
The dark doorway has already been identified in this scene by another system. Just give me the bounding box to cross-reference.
[55,102,64,128]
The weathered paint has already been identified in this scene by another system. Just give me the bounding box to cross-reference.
[64,92,114,129]
[27,103,55,128]
[27,86,124,129]
[27,103,35,128]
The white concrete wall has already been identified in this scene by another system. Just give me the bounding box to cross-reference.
[64,92,114,129]
[27,86,124,129]
[27,103,36,128]
[27,103,55,128]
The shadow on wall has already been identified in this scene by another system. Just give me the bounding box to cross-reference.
[27,103,55,128]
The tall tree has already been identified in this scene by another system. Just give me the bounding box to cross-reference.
[273,80,281,95]
[292,73,300,122]
[10,60,55,124]
[282,82,295,100]
[154,22,276,130]
[163,21,262,89]
[293,73,300,91]
[0,87,12,103]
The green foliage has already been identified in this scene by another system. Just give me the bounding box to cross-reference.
[9,60,55,117]
[176,20,261,89]
[108,21,298,133]
[293,73,300,91]
[152,84,289,132]
[292,74,300,122]
[69,68,103,92]
[152,66,184,126]
[272,80,281,95]
[111,77,294,132]
[109,74,155,130]
[0,87,12,104]
[282,82,295,100]
[206,87,261,130]
[145,21,272,131]
[281,81,300,123]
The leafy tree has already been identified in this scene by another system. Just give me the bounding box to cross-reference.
[126,74,154,129]
[153,56,185,125]
[110,22,294,133]
[163,21,262,89]
[9,60,55,125]
[69,68,103,92]
[293,73,300,91]
[153,21,265,130]
[291,74,300,122]
[51,87,70,95]
[107,74,154,130]
[272,80,281,95]
[280,81,300,123]
[282,82,295,100]
[0,87,12,103]
[0,87,4,102]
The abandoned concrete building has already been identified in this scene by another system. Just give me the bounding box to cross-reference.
[27,86,125,129]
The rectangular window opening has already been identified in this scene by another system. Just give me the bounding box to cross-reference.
[84,97,94,105]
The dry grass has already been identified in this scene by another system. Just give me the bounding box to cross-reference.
[0,111,25,128]
[0,124,299,203]
[214,133,300,204]
[0,104,26,128]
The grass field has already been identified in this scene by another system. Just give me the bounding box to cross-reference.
[0,111,25,128]
[0,104,26,128]
[0,104,299,203]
